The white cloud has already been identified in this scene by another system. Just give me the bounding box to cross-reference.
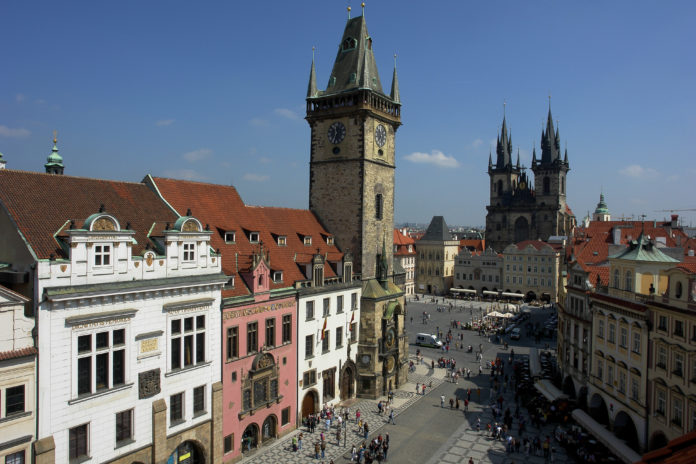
[0,125,31,138]
[155,119,174,127]
[274,108,300,121]
[162,169,207,181]
[243,173,270,182]
[619,164,659,179]
[403,150,459,168]
[182,148,212,162]
[16,94,25,102]
[250,118,269,127]
[471,138,483,148]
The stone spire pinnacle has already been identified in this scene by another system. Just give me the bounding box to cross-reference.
[495,113,512,169]
[307,47,318,98]
[390,54,400,103]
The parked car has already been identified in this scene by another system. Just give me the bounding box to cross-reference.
[510,328,521,340]
[415,333,443,348]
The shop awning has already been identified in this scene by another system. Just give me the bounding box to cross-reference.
[501,292,524,298]
[450,288,476,294]
[534,379,567,402]
[482,290,499,296]
[571,409,641,464]
[529,348,542,378]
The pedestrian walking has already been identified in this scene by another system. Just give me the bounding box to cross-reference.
[388,410,395,425]
[464,399,469,411]
[416,382,419,394]
[321,439,326,459]
[298,432,303,450]
[337,428,341,446]
[351,445,357,462]
[292,436,297,452]
[440,395,445,408]
[314,441,321,459]
[364,421,369,440]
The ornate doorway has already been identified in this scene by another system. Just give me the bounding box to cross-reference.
[167,441,203,464]
[301,390,318,420]
[262,415,277,443]
[241,423,259,453]
[340,363,355,400]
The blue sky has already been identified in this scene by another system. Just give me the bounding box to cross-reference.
[2,1,695,227]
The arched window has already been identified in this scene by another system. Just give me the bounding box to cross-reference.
[625,271,632,292]
[675,281,683,299]
[497,180,503,195]
[258,274,264,286]
[375,194,383,220]
[543,177,550,194]
[561,176,565,194]
[613,269,620,288]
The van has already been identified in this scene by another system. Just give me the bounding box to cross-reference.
[415,333,443,348]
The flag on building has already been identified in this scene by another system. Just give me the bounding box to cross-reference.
[349,311,354,329]
[321,317,328,339]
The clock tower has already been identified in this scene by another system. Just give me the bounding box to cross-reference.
[306,9,406,398]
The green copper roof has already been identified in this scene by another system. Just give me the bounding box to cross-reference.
[323,15,384,96]
[594,193,609,214]
[609,232,679,263]
[45,142,63,167]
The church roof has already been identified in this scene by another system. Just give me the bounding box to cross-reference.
[320,15,384,97]
[0,169,177,260]
[594,192,609,214]
[419,216,451,242]
[609,232,680,263]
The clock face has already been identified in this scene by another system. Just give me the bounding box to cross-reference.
[385,328,396,349]
[386,355,395,373]
[375,124,387,147]
[327,122,346,145]
[361,355,371,365]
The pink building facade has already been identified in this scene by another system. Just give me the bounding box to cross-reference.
[221,252,297,462]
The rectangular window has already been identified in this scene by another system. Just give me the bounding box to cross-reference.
[658,345,667,368]
[77,328,126,396]
[632,332,641,353]
[5,385,25,416]
[224,232,235,243]
[323,298,330,317]
[620,327,628,348]
[303,369,316,387]
[115,409,133,444]
[336,327,343,349]
[94,244,111,266]
[69,423,89,460]
[658,315,667,331]
[598,320,605,338]
[224,434,233,454]
[618,371,626,393]
[277,236,287,246]
[305,335,314,358]
[183,242,196,261]
[265,318,276,348]
[322,331,330,353]
[171,315,205,370]
[675,320,684,337]
[247,322,258,354]
[249,232,260,243]
[673,397,683,426]
[306,301,314,320]
[657,389,666,414]
[5,451,25,464]
[193,385,206,414]
[282,406,291,425]
[170,392,184,423]
[608,324,616,343]
[674,352,684,376]
[351,293,358,310]
[337,295,344,313]
[350,323,357,342]
[226,326,239,360]
[631,378,639,401]
[607,365,614,385]
[272,271,283,283]
[282,314,292,344]
[597,360,603,381]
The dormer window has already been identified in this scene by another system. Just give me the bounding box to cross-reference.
[342,37,357,51]
[224,232,236,243]
[249,232,260,243]
[326,236,334,246]
[304,236,312,246]
[273,271,283,283]
[408,245,413,252]
[183,243,196,262]
[225,276,235,289]
[277,236,287,246]
[94,244,111,266]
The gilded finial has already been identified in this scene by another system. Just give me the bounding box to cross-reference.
[312,45,315,61]
[53,130,57,144]
[393,53,397,66]
[362,2,365,16]
[347,5,351,19]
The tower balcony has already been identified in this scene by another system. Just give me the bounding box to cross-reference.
[307,90,401,124]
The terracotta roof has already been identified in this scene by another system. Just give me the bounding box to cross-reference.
[636,431,696,464]
[393,229,416,256]
[565,204,575,217]
[459,239,485,252]
[148,177,342,298]
[511,240,562,252]
[0,346,37,361]
[0,170,178,259]
[677,256,696,274]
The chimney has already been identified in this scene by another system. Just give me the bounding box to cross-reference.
[671,214,679,228]
[613,227,621,245]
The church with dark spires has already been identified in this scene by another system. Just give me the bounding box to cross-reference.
[485,106,576,252]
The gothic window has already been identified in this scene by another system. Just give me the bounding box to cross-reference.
[543,177,550,195]
[342,37,357,51]
[375,194,383,220]
[561,177,565,194]
[613,269,620,288]
[625,271,632,292]
[497,180,502,195]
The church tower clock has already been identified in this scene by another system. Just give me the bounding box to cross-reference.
[306,8,406,398]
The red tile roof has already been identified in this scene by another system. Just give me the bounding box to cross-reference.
[636,431,696,464]
[512,240,563,252]
[0,346,37,361]
[0,170,178,259]
[393,229,416,256]
[459,239,485,252]
[149,177,343,298]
